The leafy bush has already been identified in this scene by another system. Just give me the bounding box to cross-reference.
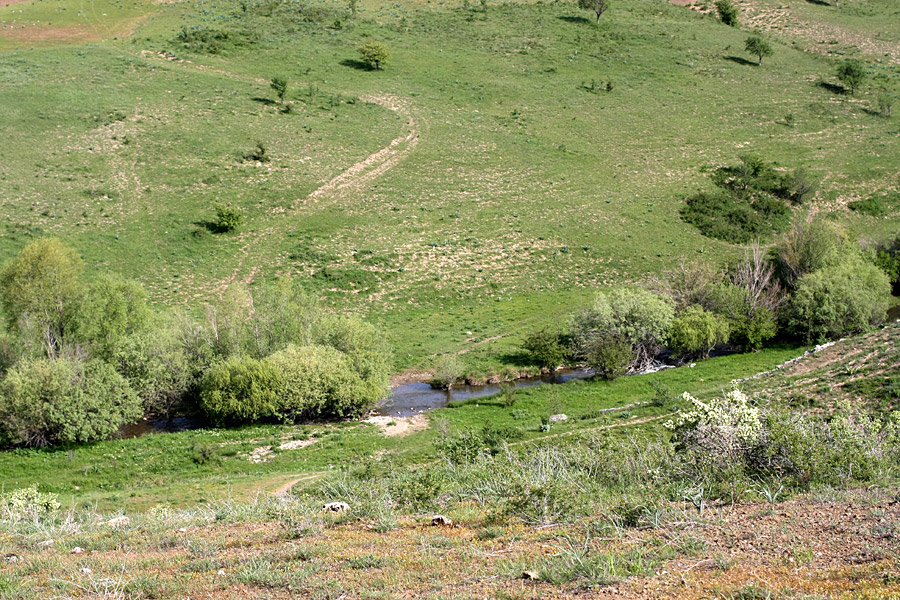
[773,218,847,290]
[0,238,84,358]
[214,202,244,232]
[521,327,568,370]
[430,354,463,389]
[0,485,60,523]
[849,195,889,217]
[744,36,772,65]
[199,344,380,424]
[571,287,674,370]
[198,355,282,425]
[581,333,633,380]
[357,41,391,70]
[76,274,152,360]
[113,326,193,418]
[788,253,892,341]
[668,306,730,359]
[269,344,375,419]
[836,59,867,95]
[681,191,768,244]
[714,0,738,26]
[0,358,141,447]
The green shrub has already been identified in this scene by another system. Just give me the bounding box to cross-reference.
[199,344,379,424]
[681,191,768,244]
[76,274,152,360]
[581,333,633,380]
[357,41,390,70]
[0,358,141,447]
[714,0,738,26]
[0,485,60,523]
[269,344,375,419]
[198,355,283,425]
[788,253,892,341]
[774,218,847,290]
[214,202,244,232]
[744,35,772,65]
[0,238,84,358]
[668,306,730,359]
[521,327,568,370]
[430,354,463,389]
[849,195,889,217]
[836,59,867,95]
[113,325,193,418]
[571,287,674,371]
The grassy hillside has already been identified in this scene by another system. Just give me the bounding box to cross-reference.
[1,0,898,369]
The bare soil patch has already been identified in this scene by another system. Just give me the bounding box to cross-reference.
[364,413,430,437]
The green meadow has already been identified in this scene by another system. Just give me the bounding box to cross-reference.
[1,0,897,370]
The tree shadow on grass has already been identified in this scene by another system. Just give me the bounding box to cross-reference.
[558,15,593,25]
[724,55,757,67]
[340,59,372,71]
[806,0,832,6]
[251,97,277,105]
[493,351,536,369]
[193,220,226,234]
[816,80,847,95]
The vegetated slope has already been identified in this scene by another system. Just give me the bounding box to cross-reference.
[0,0,898,367]
[744,322,900,415]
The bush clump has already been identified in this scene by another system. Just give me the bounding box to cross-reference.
[668,306,730,359]
[0,358,142,447]
[521,327,568,371]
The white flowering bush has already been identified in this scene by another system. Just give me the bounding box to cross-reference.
[665,385,763,465]
[0,485,60,523]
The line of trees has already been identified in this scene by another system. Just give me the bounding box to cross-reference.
[0,239,392,448]
[522,218,897,377]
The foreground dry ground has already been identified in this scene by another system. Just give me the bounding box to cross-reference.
[2,487,898,599]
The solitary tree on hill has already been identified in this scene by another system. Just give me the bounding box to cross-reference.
[577,0,609,23]
[836,59,866,95]
[745,36,773,65]
[270,76,288,104]
[358,42,391,70]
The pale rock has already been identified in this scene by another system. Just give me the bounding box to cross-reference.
[431,514,453,527]
[71,547,85,554]
[548,414,568,422]
[323,501,350,513]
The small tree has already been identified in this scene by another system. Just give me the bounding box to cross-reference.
[582,333,632,380]
[668,306,730,359]
[836,59,866,95]
[714,0,738,26]
[270,76,288,104]
[576,0,609,23]
[358,42,391,71]
[214,202,243,232]
[744,35,773,65]
[521,327,567,371]
[431,354,463,389]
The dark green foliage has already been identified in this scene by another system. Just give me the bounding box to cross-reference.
[113,325,193,418]
[242,142,270,163]
[214,202,244,232]
[683,156,811,243]
[862,231,900,292]
[773,218,847,291]
[270,76,288,104]
[0,358,141,447]
[576,0,608,23]
[849,193,896,217]
[744,36,772,65]
[357,42,391,70]
[174,27,256,54]
[681,191,768,244]
[714,0,738,26]
[521,327,567,370]
[582,333,633,380]
[836,59,867,95]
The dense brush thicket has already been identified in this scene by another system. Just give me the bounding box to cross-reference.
[0,239,392,448]
[522,217,895,378]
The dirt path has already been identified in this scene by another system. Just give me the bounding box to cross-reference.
[256,472,324,497]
